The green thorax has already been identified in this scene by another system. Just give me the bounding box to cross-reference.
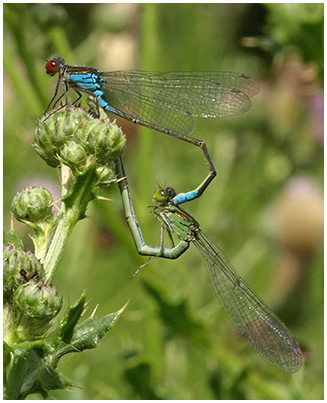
[163,206,199,242]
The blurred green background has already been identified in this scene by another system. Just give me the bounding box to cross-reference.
[4,3,323,399]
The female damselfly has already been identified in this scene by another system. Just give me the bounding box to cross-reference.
[116,158,302,373]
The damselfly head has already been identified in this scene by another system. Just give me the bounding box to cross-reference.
[45,57,65,76]
[153,187,176,204]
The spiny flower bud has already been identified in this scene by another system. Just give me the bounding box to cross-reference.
[96,162,117,186]
[34,106,90,167]
[59,140,87,170]
[35,106,126,171]
[76,118,126,165]
[11,186,53,224]
[3,245,44,298]
[14,281,62,340]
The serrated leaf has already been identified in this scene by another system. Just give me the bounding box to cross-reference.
[58,289,87,344]
[19,350,73,399]
[6,349,73,399]
[54,303,127,362]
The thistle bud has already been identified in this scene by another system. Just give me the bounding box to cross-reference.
[14,281,62,320]
[96,161,117,186]
[59,140,87,170]
[3,245,44,298]
[11,186,53,224]
[76,118,126,165]
[35,106,126,170]
[14,281,62,339]
[34,106,90,167]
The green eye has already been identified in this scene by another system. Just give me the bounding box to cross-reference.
[153,188,169,203]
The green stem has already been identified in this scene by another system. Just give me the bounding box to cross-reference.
[136,4,160,224]
[43,205,79,282]
[43,163,99,281]
[3,45,42,118]
[49,26,73,61]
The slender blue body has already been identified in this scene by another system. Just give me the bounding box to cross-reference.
[67,72,121,114]
[46,57,259,205]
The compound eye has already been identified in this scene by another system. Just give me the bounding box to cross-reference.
[45,59,60,76]
[153,188,169,203]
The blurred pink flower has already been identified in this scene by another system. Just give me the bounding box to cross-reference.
[308,92,324,144]
[273,176,323,255]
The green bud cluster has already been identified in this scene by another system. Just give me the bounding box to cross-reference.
[3,244,62,341]
[4,102,127,397]
[34,106,126,185]
[34,106,89,167]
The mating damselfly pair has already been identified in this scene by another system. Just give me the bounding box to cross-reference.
[45,56,259,205]
[45,57,301,372]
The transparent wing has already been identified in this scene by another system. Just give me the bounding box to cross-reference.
[101,71,259,135]
[194,230,302,373]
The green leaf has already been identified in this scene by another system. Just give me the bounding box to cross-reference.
[6,356,26,400]
[54,302,128,362]
[58,287,87,344]
[19,350,73,399]
[6,349,73,399]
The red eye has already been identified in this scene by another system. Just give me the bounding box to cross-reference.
[45,59,60,76]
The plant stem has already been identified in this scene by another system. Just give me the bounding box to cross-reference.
[43,204,79,282]
[43,163,99,282]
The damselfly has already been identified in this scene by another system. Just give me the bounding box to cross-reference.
[46,57,259,206]
[116,158,302,373]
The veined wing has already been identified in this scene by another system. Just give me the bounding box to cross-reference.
[194,230,302,373]
[101,71,259,135]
